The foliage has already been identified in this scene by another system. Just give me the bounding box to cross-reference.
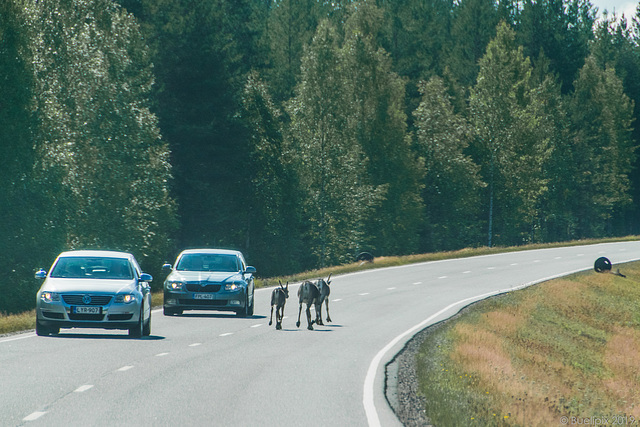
[470,22,555,246]
[413,76,484,251]
[3,0,640,312]
[287,19,384,267]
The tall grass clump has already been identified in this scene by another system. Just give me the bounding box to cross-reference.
[416,261,640,426]
[0,310,36,335]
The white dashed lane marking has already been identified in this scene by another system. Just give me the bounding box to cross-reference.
[412,282,422,285]
[189,343,202,347]
[156,352,169,357]
[359,293,370,296]
[438,276,448,279]
[251,324,263,328]
[219,333,234,337]
[118,366,133,372]
[23,411,46,422]
[74,385,93,393]
[462,271,471,274]
[332,299,342,302]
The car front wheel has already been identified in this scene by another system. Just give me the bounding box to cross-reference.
[36,319,49,336]
[142,311,151,336]
[129,309,144,338]
[247,292,254,316]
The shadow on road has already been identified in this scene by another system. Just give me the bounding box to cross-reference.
[174,313,267,320]
[47,332,166,340]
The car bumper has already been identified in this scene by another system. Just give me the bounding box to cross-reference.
[36,301,142,330]
[164,289,247,312]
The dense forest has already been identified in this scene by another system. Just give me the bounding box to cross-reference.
[1,0,639,313]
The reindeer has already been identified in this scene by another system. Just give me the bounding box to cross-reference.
[314,273,332,326]
[269,281,289,330]
[296,280,320,330]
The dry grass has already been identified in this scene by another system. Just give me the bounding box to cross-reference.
[0,310,35,335]
[417,261,640,426]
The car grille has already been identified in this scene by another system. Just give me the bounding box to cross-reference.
[185,283,222,292]
[179,299,227,306]
[68,313,105,321]
[62,295,113,306]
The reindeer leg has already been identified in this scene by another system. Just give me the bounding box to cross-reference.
[276,306,283,330]
[296,303,302,328]
[326,298,332,323]
[306,304,314,330]
[316,303,324,326]
[269,305,274,326]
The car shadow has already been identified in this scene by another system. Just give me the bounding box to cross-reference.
[48,333,166,340]
[174,313,267,320]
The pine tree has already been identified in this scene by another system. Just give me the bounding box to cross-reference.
[241,71,302,275]
[470,22,554,245]
[287,19,383,267]
[342,3,424,256]
[568,55,635,236]
[413,76,484,251]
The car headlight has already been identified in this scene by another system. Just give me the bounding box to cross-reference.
[166,281,183,291]
[225,283,244,291]
[115,294,136,304]
[40,291,60,302]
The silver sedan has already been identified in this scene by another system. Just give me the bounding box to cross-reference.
[35,250,153,337]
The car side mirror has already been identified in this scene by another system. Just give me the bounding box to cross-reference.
[140,273,153,282]
[35,269,47,279]
[162,263,172,272]
[244,266,256,275]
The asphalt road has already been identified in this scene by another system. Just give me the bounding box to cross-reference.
[2,241,640,427]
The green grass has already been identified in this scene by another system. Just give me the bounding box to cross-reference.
[416,261,640,426]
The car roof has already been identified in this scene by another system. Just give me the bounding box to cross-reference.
[57,250,134,259]
[178,248,243,257]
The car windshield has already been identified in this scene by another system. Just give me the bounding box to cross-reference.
[50,257,134,279]
[176,254,240,272]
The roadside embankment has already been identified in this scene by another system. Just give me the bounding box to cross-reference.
[391,260,640,426]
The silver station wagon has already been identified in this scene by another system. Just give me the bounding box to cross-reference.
[35,250,153,337]
[162,249,256,316]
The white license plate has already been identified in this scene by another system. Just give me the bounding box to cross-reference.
[193,293,215,300]
[73,306,101,314]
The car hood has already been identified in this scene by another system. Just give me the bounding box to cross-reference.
[168,271,246,283]
[40,278,137,294]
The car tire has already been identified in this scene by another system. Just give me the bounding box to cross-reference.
[36,319,49,336]
[236,295,249,317]
[142,310,151,336]
[129,309,144,338]
[248,292,254,316]
[163,306,174,316]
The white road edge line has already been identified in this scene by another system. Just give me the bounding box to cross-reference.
[0,333,35,343]
[362,264,622,427]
